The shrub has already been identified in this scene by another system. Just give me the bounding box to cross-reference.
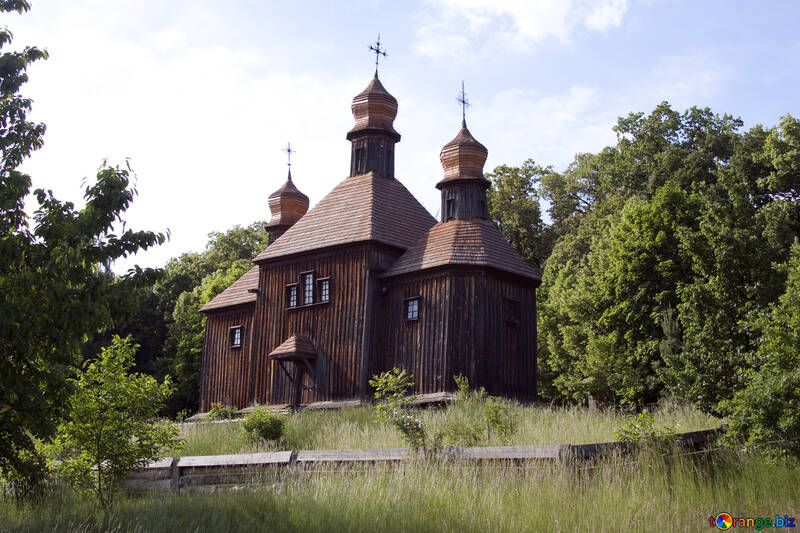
[615,410,677,448]
[483,397,516,445]
[207,402,238,421]
[241,409,286,444]
[370,368,428,452]
[44,336,181,510]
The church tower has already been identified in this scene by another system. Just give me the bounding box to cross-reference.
[437,118,490,222]
[346,73,400,178]
[265,149,309,244]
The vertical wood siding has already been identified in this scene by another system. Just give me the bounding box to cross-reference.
[250,244,401,406]
[200,304,255,411]
[376,267,537,401]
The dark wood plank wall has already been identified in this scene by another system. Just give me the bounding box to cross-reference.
[376,267,537,400]
[251,244,401,405]
[447,270,537,400]
[200,304,255,411]
[373,271,451,393]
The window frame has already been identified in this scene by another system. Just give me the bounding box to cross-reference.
[318,277,331,303]
[229,325,244,348]
[286,283,299,308]
[404,296,421,321]
[300,271,315,305]
[504,298,520,325]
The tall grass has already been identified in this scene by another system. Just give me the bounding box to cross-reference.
[176,402,721,456]
[2,448,798,532]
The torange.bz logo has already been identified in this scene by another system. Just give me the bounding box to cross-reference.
[713,513,733,530]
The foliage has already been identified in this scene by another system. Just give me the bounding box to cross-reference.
[615,410,677,448]
[722,241,800,462]
[439,376,517,446]
[0,2,165,492]
[370,368,428,452]
[537,104,800,415]
[206,402,238,421]
[486,159,551,269]
[241,409,287,444]
[44,336,180,510]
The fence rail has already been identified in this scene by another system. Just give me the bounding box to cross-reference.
[122,427,724,492]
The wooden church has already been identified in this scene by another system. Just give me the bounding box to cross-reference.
[198,70,541,411]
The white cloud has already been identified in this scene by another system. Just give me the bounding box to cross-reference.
[413,0,629,58]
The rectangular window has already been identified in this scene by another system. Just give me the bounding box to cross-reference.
[446,198,454,220]
[405,297,420,321]
[302,272,314,305]
[319,278,331,302]
[286,284,298,308]
[504,298,520,324]
[230,325,243,348]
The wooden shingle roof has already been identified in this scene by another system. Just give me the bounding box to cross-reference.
[381,218,541,283]
[254,171,436,262]
[268,335,318,361]
[199,266,259,313]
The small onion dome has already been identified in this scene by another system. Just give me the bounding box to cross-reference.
[346,74,400,142]
[266,171,309,230]
[437,120,489,189]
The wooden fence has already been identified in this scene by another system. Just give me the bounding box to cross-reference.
[122,427,723,493]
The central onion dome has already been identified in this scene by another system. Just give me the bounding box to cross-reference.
[437,119,489,188]
[347,73,400,142]
[265,170,309,244]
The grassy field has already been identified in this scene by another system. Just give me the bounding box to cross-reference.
[2,447,798,532]
[176,402,721,456]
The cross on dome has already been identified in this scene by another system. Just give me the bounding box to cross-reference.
[456,81,470,125]
[368,34,387,76]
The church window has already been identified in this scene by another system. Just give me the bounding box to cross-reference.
[405,297,420,321]
[446,199,454,221]
[319,278,331,302]
[302,272,314,304]
[286,284,298,308]
[504,298,520,324]
[230,325,243,348]
[355,146,366,173]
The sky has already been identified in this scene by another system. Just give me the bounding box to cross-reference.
[8,0,800,273]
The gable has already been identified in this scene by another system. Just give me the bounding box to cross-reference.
[199,266,259,312]
[254,171,436,262]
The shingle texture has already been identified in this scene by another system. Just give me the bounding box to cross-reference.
[254,171,436,262]
[199,266,259,312]
[268,335,318,360]
[382,218,541,282]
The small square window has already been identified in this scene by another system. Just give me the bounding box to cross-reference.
[302,272,314,305]
[504,298,520,324]
[319,278,331,302]
[405,297,420,321]
[286,285,298,308]
[230,326,243,348]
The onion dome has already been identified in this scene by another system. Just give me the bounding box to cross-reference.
[437,119,489,188]
[266,170,309,237]
[346,74,400,142]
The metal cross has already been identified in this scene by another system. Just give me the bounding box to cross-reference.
[368,34,387,75]
[283,142,295,168]
[456,81,470,123]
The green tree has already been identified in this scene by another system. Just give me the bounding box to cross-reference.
[1,1,165,491]
[166,258,254,414]
[723,241,800,461]
[46,336,180,510]
[486,159,550,269]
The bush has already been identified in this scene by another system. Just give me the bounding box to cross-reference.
[615,410,677,449]
[44,336,181,510]
[370,368,428,452]
[241,409,286,444]
[207,402,238,421]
